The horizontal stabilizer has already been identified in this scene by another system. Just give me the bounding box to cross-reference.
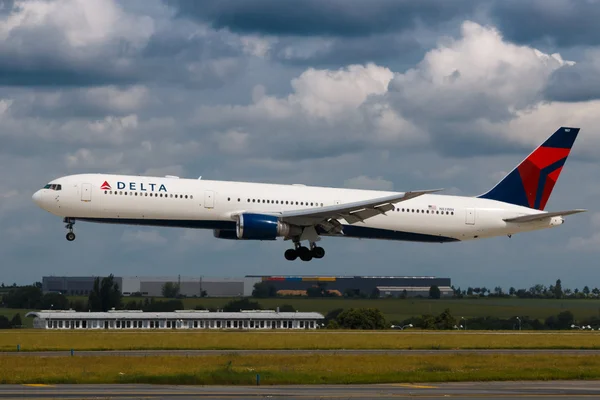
[503,209,586,223]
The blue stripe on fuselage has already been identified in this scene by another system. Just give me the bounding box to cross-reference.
[76,218,459,243]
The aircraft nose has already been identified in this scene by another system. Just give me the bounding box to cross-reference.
[32,190,43,206]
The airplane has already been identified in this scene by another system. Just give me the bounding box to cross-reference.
[32,126,586,262]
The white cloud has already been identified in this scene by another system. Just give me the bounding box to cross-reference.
[64,148,124,168]
[0,99,13,117]
[83,86,150,113]
[287,63,394,120]
[0,0,154,48]
[567,233,600,252]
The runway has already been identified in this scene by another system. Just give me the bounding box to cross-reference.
[4,381,600,399]
[3,348,600,357]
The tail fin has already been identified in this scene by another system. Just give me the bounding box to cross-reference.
[478,127,580,210]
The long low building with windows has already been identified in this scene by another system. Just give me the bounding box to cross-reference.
[26,309,325,330]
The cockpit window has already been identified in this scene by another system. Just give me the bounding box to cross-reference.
[43,184,62,191]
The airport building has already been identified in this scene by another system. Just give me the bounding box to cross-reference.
[249,275,453,298]
[42,276,262,297]
[26,309,325,330]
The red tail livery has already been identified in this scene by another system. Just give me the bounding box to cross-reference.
[479,127,579,210]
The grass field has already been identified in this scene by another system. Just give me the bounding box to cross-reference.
[1,331,600,352]
[0,353,599,384]
[69,296,600,322]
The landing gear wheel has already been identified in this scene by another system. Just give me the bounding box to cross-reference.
[297,246,313,261]
[284,249,298,261]
[66,232,76,241]
[311,246,325,259]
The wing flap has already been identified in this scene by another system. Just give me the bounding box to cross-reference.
[279,189,442,227]
[504,209,586,223]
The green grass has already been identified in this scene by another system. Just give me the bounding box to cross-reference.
[82,296,600,322]
[1,353,600,384]
[2,331,600,352]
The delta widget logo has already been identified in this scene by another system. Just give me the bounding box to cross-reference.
[100,180,168,192]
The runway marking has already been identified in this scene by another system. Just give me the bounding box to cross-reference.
[390,383,437,388]
[21,384,54,387]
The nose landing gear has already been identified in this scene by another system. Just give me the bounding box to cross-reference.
[64,218,76,241]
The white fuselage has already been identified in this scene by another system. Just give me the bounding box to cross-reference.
[32,173,564,244]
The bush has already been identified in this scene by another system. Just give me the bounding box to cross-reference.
[336,308,387,330]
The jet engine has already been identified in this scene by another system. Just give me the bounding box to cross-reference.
[236,213,301,240]
[213,229,240,240]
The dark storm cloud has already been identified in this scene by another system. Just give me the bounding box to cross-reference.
[167,0,479,37]
[489,0,600,47]
[544,63,600,102]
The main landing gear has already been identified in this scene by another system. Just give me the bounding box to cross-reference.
[64,217,76,241]
[284,241,325,262]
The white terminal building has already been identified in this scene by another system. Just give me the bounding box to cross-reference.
[26,309,325,330]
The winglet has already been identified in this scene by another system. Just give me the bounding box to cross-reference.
[402,188,444,200]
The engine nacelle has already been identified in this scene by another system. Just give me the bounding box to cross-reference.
[236,213,301,240]
[213,229,240,240]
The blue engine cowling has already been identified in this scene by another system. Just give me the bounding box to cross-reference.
[213,229,240,240]
[236,213,301,240]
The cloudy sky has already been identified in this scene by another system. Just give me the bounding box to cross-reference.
[2,0,600,290]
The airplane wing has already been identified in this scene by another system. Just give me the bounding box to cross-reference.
[503,209,586,223]
[276,189,442,230]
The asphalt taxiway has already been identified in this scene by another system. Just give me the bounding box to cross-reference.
[4,381,600,399]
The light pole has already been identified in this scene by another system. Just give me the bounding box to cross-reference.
[516,317,521,331]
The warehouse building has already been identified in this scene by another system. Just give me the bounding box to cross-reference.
[26,309,325,330]
[42,276,261,297]
[248,275,453,298]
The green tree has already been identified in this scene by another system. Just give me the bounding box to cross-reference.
[554,279,563,299]
[0,316,10,329]
[69,299,86,312]
[252,281,277,298]
[142,299,184,312]
[583,286,590,296]
[2,286,42,309]
[10,313,22,328]
[278,304,296,312]
[222,298,261,312]
[429,285,441,299]
[336,308,386,330]
[87,275,122,311]
[162,282,180,298]
[40,293,69,310]
[435,308,455,330]
[420,314,436,329]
